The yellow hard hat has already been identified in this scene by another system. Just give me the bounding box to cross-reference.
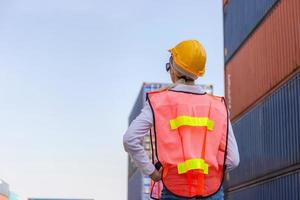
[169,40,206,79]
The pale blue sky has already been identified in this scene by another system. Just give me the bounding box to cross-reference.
[0,0,223,199]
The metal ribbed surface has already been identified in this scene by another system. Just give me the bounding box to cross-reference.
[129,84,144,124]
[225,73,300,188]
[226,170,300,200]
[128,170,143,200]
[225,0,300,120]
[224,0,278,62]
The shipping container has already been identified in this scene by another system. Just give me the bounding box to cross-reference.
[225,170,300,200]
[224,0,279,62]
[127,83,213,200]
[225,0,300,120]
[128,170,143,200]
[129,85,144,125]
[225,73,300,188]
[0,180,9,197]
[0,195,8,200]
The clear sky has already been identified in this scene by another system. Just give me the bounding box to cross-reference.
[0,0,223,199]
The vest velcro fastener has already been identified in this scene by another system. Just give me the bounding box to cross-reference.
[177,158,209,175]
[170,116,214,131]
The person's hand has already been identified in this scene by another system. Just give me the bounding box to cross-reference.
[149,168,162,182]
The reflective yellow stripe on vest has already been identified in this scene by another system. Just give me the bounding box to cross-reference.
[170,116,214,131]
[177,158,209,175]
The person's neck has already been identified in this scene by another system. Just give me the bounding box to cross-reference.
[175,79,195,85]
[185,81,195,85]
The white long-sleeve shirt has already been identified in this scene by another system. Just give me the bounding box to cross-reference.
[123,84,240,176]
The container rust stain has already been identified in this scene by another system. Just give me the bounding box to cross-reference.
[225,0,300,120]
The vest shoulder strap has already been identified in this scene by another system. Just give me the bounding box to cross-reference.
[206,93,226,102]
[147,88,169,96]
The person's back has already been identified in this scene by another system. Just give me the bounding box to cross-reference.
[123,40,240,200]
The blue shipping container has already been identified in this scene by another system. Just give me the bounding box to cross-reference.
[224,0,279,63]
[225,170,300,200]
[129,85,144,124]
[226,73,300,187]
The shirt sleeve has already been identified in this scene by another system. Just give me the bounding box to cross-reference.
[225,120,240,172]
[123,101,156,176]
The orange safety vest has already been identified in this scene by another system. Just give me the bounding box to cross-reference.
[147,89,228,199]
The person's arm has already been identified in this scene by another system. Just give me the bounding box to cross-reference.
[123,101,156,176]
[225,120,240,171]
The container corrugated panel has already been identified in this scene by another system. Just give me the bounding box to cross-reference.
[224,0,279,62]
[225,73,300,188]
[129,85,144,124]
[0,180,9,197]
[128,155,137,179]
[128,170,143,200]
[295,0,300,61]
[226,170,300,200]
[225,0,300,120]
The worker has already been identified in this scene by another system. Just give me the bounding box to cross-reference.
[123,40,239,200]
